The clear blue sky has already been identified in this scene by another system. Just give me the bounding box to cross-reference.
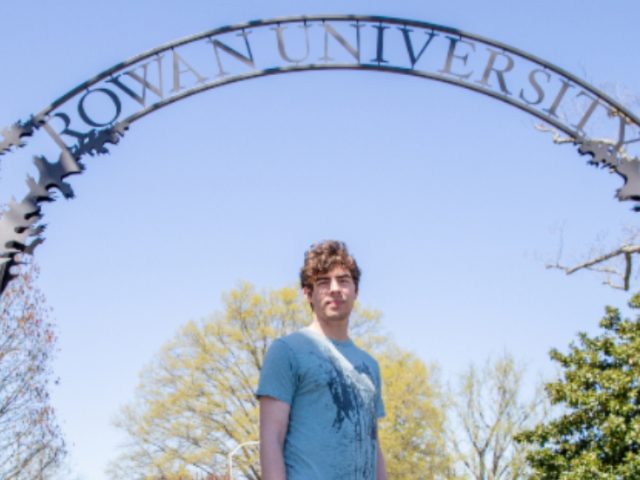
[1,1,639,478]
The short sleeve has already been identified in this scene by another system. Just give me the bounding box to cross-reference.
[375,362,385,418]
[256,338,297,406]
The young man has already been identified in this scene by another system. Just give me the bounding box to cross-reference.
[257,240,387,479]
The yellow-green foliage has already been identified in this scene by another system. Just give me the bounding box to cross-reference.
[108,283,452,479]
[378,347,453,479]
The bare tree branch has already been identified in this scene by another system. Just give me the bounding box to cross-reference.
[0,262,65,479]
[547,244,640,291]
[448,353,546,480]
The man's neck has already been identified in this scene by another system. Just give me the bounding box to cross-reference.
[309,316,350,341]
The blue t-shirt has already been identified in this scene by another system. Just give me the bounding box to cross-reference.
[257,327,385,479]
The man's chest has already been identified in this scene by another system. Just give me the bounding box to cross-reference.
[293,348,377,421]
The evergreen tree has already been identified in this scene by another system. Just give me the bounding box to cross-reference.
[517,294,640,479]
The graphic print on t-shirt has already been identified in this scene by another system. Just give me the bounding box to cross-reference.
[313,344,378,478]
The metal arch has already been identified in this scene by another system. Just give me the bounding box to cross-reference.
[0,14,639,295]
[122,64,578,138]
[2,14,639,152]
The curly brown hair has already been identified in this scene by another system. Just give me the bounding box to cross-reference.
[300,240,361,293]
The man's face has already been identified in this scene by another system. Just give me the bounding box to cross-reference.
[305,266,357,323]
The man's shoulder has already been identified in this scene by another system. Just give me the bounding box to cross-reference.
[350,342,380,368]
[352,342,378,360]
[272,328,316,350]
[265,329,323,371]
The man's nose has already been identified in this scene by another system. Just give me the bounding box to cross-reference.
[329,278,340,291]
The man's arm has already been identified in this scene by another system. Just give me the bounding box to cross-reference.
[259,396,290,480]
[376,438,387,480]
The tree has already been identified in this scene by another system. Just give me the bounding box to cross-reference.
[378,346,454,479]
[448,353,546,480]
[108,282,453,479]
[517,294,640,479]
[546,226,640,291]
[0,261,65,479]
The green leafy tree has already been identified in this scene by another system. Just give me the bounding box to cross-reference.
[0,262,65,479]
[449,353,546,480]
[517,294,640,479]
[108,283,453,479]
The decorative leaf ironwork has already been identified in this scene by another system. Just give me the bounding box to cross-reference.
[0,118,39,155]
[576,138,640,204]
[0,122,128,292]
